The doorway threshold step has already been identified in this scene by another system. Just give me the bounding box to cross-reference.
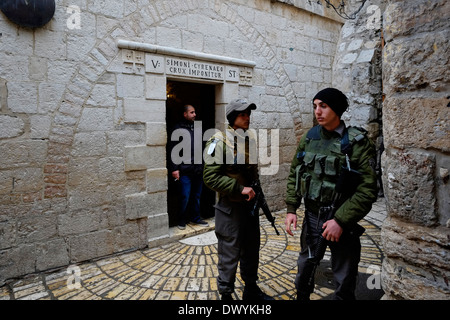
[148,216,215,248]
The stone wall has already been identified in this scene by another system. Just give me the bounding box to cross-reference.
[0,0,343,284]
[332,0,384,141]
[330,0,385,197]
[380,0,450,299]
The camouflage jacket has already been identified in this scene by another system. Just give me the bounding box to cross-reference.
[203,125,259,202]
[285,124,378,229]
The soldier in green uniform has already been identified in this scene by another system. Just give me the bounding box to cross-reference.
[285,88,378,300]
[203,99,273,301]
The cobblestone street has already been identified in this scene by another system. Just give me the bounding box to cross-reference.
[0,198,386,301]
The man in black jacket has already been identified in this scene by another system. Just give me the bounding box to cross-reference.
[168,105,208,229]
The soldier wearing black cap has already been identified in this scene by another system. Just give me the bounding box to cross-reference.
[285,88,378,300]
[203,99,273,301]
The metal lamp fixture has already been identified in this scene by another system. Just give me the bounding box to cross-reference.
[0,0,55,28]
[319,0,367,19]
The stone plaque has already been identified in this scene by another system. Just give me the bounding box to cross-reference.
[165,57,225,81]
[122,49,145,74]
[145,54,165,74]
[226,66,240,83]
[239,67,253,86]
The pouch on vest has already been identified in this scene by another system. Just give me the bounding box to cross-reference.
[320,180,336,203]
[308,177,321,201]
[324,155,339,176]
[295,164,304,193]
[303,152,315,169]
[294,151,306,193]
[314,154,326,178]
[300,173,311,197]
[298,152,316,197]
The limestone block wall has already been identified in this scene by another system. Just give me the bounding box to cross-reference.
[0,0,343,284]
[380,0,450,299]
[332,0,384,142]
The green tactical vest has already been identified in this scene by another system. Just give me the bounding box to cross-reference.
[295,125,366,206]
[206,127,258,196]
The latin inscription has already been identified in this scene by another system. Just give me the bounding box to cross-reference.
[126,51,248,84]
[166,57,225,81]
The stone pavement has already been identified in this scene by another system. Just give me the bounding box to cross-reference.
[0,198,386,301]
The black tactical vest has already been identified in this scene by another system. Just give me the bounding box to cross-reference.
[295,125,366,206]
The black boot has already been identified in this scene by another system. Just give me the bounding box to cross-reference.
[221,293,233,301]
[296,291,310,301]
[243,284,275,301]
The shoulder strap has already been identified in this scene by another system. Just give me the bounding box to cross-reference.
[304,125,366,155]
[347,126,367,141]
[306,125,321,140]
[341,129,351,155]
[342,126,367,155]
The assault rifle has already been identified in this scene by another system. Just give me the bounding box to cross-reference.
[297,155,364,299]
[249,180,280,235]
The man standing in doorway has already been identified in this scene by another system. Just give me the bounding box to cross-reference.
[285,88,378,300]
[169,104,209,230]
[203,99,273,301]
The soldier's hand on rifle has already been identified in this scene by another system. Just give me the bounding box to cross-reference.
[242,187,256,201]
[322,219,343,242]
[285,213,297,236]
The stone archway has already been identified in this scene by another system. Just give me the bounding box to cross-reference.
[44,0,301,201]
[43,0,301,254]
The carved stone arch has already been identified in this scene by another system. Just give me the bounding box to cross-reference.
[44,0,301,200]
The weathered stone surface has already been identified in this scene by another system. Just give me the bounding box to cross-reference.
[30,115,51,139]
[332,0,383,140]
[383,96,449,151]
[125,192,167,220]
[78,107,114,132]
[384,0,450,40]
[0,244,35,281]
[145,122,167,146]
[381,0,450,300]
[381,216,450,300]
[36,238,70,271]
[71,132,107,157]
[146,168,168,194]
[0,115,24,138]
[69,230,115,263]
[58,210,106,237]
[0,140,47,168]
[124,145,166,171]
[382,149,437,226]
[124,98,166,123]
[147,213,169,240]
[0,167,44,197]
[6,81,38,113]
[382,258,449,300]
[115,220,148,252]
[145,74,166,100]
[383,31,449,94]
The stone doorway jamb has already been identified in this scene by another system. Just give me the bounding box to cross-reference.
[117,40,256,246]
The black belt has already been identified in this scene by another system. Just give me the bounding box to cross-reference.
[304,199,333,215]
